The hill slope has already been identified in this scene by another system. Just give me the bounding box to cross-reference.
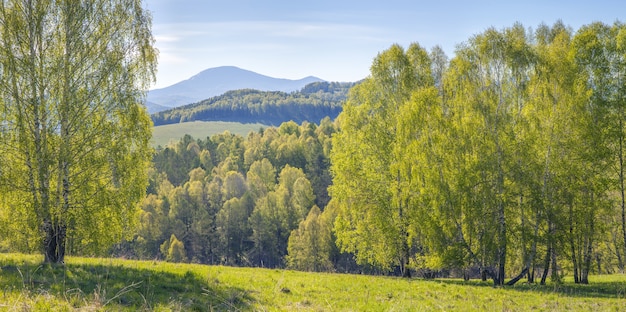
[151,81,354,126]
[2,254,625,311]
[147,66,324,112]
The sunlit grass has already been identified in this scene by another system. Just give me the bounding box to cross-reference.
[1,253,625,311]
[151,121,267,147]
[0,253,251,311]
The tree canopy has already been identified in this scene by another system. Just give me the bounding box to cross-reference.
[0,0,157,263]
[122,119,342,269]
[331,21,626,284]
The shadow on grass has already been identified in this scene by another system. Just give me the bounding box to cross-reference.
[429,277,626,299]
[0,260,253,311]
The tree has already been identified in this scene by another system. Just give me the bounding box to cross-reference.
[248,165,315,267]
[571,21,625,283]
[330,43,433,277]
[246,158,276,201]
[286,205,334,272]
[278,165,315,231]
[135,194,169,258]
[161,234,187,263]
[217,196,252,265]
[222,171,248,200]
[248,191,283,267]
[523,22,582,285]
[436,25,537,285]
[0,0,157,263]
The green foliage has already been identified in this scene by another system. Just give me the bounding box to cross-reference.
[248,165,316,267]
[217,196,251,264]
[286,205,334,272]
[330,43,434,276]
[162,234,187,263]
[0,0,156,262]
[128,119,343,270]
[247,158,277,200]
[330,21,626,284]
[572,21,626,279]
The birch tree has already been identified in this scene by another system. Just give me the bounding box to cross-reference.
[331,43,434,277]
[0,0,156,263]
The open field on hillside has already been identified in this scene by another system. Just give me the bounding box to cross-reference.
[0,253,625,311]
[151,121,267,147]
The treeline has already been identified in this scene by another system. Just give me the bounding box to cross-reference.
[151,81,355,126]
[331,21,626,285]
[127,21,626,284]
[118,119,359,272]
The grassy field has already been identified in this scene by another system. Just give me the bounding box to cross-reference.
[151,121,267,147]
[1,253,625,311]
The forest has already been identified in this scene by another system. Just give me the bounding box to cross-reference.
[120,119,353,271]
[328,21,626,285]
[3,18,626,287]
[128,20,626,285]
[151,81,355,126]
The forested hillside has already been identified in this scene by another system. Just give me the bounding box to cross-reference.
[146,66,324,110]
[120,119,358,271]
[151,81,355,126]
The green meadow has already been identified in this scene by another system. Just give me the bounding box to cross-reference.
[1,253,625,311]
[151,121,267,147]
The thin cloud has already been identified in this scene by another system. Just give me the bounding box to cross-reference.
[153,35,180,43]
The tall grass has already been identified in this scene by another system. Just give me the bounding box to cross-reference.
[0,254,251,311]
[1,253,625,311]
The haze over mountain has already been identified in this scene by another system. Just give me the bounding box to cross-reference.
[146,66,324,113]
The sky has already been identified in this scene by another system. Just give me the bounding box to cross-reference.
[143,0,625,90]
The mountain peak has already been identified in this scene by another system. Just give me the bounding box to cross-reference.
[185,66,273,83]
[147,66,324,112]
[188,66,251,78]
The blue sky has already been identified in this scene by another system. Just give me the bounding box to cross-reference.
[143,0,624,89]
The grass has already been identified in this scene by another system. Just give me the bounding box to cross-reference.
[1,253,625,311]
[151,121,268,147]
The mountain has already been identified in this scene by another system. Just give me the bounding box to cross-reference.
[145,101,171,114]
[147,66,324,112]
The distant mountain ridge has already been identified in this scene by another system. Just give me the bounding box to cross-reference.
[146,66,324,113]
